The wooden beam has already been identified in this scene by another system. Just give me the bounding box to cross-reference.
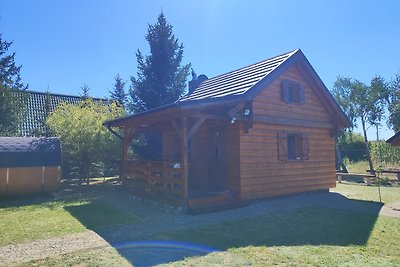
[181,117,189,199]
[189,113,227,121]
[121,127,130,181]
[171,119,183,139]
[187,118,205,140]
[228,102,246,118]
[106,125,123,140]
[253,115,333,129]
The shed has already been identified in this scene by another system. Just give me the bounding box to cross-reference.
[0,137,62,195]
[386,131,400,146]
[105,49,349,211]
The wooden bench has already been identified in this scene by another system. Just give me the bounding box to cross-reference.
[336,172,376,185]
[366,169,400,181]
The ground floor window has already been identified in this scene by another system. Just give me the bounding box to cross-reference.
[278,132,309,161]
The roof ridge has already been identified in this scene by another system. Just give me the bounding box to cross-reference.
[22,89,108,101]
[203,49,299,82]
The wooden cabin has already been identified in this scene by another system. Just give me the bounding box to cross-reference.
[0,137,62,195]
[105,49,349,211]
[387,131,400,146]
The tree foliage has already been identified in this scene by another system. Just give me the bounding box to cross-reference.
[109,74,127,108]
[332,76,389,172]
[129,12,191,113]
[80,84,90,100]
[46,99,125,180]
[0,34,27,136]
[387,74,400,132]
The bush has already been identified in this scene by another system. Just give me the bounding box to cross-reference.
[339,133,367,162]
[370,141,400,165]
[46,99,125,180]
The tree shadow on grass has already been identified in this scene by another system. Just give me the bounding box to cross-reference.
[64,200,142,229]
[64,190,384,267]
[0,193,56,209]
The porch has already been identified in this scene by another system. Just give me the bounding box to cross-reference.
[122,160,240,211]
[104,101,252,211]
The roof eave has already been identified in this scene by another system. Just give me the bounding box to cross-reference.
[104,102,178,127]
[386,131,400,145]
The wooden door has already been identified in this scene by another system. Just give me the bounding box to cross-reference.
[208,127,227,191]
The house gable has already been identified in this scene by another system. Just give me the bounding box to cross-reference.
[253,65,333,126]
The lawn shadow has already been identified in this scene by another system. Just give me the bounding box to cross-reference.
[63,187,384,267]
[0,192,56,209]
[139,193,383,246]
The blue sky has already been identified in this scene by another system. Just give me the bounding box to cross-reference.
[1,0,399,139]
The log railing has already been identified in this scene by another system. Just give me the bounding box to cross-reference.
[123,160,184,199]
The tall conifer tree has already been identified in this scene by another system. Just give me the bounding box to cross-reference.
[0,34,27,136]
[109,74,127,108]
[129,13,191,113]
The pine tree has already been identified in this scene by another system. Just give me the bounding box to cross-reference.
[109,74,127,108]
[80,84,90,100]
[129,12,191,113]
[0,34,27,136]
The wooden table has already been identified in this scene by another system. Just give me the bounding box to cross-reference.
[336,172,376,185]
[366,169,400,181]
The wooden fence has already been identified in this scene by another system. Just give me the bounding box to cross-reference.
[123,160,184,201]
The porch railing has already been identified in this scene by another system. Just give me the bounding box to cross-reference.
[123,160,184,200]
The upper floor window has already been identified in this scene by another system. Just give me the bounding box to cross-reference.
[281,80,305,104]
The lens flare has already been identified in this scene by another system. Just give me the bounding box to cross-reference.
[112,240,219,266]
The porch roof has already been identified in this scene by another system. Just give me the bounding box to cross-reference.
[105,49,350,128]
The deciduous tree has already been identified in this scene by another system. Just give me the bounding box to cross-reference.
[46,99,125,182]
[388,74,400,132]
[332,76,388,173]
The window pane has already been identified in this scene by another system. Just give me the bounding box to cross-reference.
[287,134,302,160]
[287,135,296,159]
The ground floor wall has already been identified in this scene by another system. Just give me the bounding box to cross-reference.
[239,123,336,200]
[0,166,61,195]
[162,121,241,194]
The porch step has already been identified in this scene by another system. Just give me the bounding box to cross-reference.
[187,193,247,214]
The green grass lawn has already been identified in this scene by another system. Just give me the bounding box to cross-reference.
[332,182,400,205]
[150,207,400,266]
[0,181,141,246]
[2,176,400,266]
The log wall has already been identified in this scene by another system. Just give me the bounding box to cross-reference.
[0,166,61,195]
[240,65,336,200]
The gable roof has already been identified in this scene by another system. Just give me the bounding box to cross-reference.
[13,90,108,136]
[0,137,62,167]
[105,49,349,128]
[180,50,297,102]
[386,131,400,146]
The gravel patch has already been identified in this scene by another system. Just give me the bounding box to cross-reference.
[0,231,109,266]
[380,201,400,218]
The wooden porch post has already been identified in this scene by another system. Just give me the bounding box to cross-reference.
[121,127,129,182]
[121,127,135,182]
[181,117,189,199]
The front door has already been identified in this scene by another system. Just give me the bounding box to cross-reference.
[208,127,227,192]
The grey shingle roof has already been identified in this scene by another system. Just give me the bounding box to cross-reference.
[179,49,297,102]
[105,49,350,128]
[0,137,62,167]
[12,90,108,136]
